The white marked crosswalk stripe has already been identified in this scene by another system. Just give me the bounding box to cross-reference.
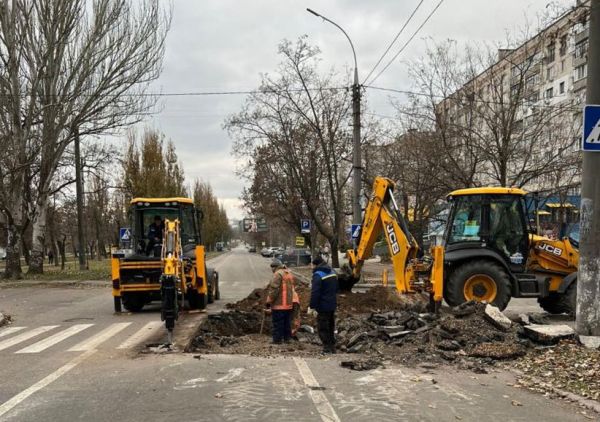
[0,326,59,351]
[117,321,162,349]
[67,322,131,352]
[0,326,27,339]
[16,324,94,354]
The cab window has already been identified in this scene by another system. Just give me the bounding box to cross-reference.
[448,196,483,243]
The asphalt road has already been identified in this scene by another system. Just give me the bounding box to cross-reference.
[0,248,592,421]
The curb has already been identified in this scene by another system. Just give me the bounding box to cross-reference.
[510,368,600,414]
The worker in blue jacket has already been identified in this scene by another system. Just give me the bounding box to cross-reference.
[309,255,338,353]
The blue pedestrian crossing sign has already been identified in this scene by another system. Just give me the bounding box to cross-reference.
[119,228,132,241]
[583,105,600,151]
[351,224,361,239]
[301,219,311,234]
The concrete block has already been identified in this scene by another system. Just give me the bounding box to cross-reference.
[579,335,600,350]
[484,304,512,331]
[523,324,576,345]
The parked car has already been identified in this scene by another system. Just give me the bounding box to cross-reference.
[261,247,275,257]
[248,245,257,253]
[276,248,312,267]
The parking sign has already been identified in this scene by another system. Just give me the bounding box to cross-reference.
[301,219,311,234]
[583,105,600,151]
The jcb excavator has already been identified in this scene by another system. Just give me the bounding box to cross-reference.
[342,177,579,314]
[111,197,220,339]
[340,177,445,310]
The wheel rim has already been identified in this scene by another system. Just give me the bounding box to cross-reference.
[463,274,497,303]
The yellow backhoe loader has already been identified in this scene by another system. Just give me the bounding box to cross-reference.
[342,177,579,314]
[111,198,220,337]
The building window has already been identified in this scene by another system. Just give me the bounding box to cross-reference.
[575,63,587,81]
[574,40,588,58]
[525,73,539,89]
[545,87,554,99]
[559,81,565,94]
[527,91,540,104]
[546,66,556,81]
[559,35,568,56]
[546,43,555,63]
[561,59,566,72]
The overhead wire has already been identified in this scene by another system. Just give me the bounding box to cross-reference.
[365,0,446,86]
[362,0,425,85]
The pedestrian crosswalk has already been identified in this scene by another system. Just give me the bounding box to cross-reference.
[0,321,164,355]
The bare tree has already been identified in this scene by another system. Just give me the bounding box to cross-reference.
[0,0,171,276]
[226,37,359,267]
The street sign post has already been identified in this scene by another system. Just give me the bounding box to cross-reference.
[119,227,131,248]
[295,236,305,247]
[351,224,361,239]
[583,105,600,151]
[301,219,311,234]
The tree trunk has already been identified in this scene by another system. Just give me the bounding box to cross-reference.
[28,196,49,274]
[330,237,340,268]
[57,235,66,270]
[4,220,23,279]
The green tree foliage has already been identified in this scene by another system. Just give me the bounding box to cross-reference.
[192,180,231,251]
[122,129,186,198]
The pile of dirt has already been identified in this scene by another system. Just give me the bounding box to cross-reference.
[191,283,539,370]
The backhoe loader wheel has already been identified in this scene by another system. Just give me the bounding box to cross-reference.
[538,282,576,316]
[445,260,511,311]
[214,275,220,301]
[113,296,122,313]
[122,293,145,312]
[207,276,215,304]
[187,290,207,310]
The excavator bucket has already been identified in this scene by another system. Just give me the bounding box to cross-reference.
[336,264,359,292]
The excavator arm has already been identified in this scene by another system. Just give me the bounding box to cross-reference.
[160,219,184,341]
[341,177,444,305]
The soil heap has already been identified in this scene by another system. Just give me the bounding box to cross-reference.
[190,283,538,369]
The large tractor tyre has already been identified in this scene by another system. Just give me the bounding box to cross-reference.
[207,268,216,304]
[214,274,221,301]
[445,260,512,311]
[122,293,146,312]
[187,289,207,310]
[538,283,577,316]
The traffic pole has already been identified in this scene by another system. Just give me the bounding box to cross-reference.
[577,0,600,336]
[74,127,87,271]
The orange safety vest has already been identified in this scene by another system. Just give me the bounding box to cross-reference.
[266,269,296,310]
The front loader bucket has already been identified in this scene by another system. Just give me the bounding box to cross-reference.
[336,265,359,292]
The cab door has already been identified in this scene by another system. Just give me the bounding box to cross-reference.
[487,195,529,273]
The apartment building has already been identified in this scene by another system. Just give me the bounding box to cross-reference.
[437,2,588,200]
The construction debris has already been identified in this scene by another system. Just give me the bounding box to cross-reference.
[340,359,383,371]
[484,304,512,331]
[523,324,576,345]
[0,312,10,327]
[580,336,600,350]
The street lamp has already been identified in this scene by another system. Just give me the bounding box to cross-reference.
[307,8,362,227]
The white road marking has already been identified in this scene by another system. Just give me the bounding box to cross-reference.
[0,349,97,418]
[116,321,162,349]
[293,357,341,422]
[216,367,245,382]
[0,326,59,351]
[16,324,94,354]
[68,322,131,351]
[0,326,27,339]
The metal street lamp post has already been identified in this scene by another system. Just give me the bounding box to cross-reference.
[307,8,362,227]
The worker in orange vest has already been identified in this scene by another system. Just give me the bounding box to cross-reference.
[265,259,296,344]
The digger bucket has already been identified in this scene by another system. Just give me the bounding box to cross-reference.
[336,267,359,292]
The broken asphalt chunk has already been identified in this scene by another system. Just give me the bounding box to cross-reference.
[523,324,576,345]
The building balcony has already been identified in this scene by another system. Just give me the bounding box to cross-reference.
[574,28,589,44]
[572,54,587,68]
[573,77,587,92]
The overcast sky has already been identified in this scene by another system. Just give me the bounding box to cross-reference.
[136,0,574,221]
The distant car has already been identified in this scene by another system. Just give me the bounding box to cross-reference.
[277,248,312,267]
[260,247,274,257]
[216,242,224,251]
[248,245,257,253]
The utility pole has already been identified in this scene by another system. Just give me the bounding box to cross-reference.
[577,0,600,336]
[352,68,362,227]
[307,8,362,226]
[74,127,87,271]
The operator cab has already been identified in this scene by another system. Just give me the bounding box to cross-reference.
[445,187,529,274]
[126,197,201,260]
